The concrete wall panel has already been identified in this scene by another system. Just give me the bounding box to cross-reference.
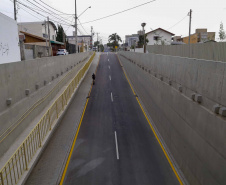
[146,42,226,62]
[0,52,92,156]
[118,51,226,185]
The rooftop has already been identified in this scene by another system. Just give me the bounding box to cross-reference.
[146,28,175,36]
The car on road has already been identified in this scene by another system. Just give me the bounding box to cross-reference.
[56,49,68,56]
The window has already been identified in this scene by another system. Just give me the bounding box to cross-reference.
[153,36,159,41]
[52,35,55,40]
[43,34,48,38]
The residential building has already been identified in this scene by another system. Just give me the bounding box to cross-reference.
[19,31,65,57]
[125,30,146,48]
[67,34,92,52]
[0,12,21,63]
[181,29,215,44]
[18,21,57,41]
[146,28,175,45]
[125,34,139,47]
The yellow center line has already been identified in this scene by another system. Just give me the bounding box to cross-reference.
[59,53,101,185]
[116,54,183,185]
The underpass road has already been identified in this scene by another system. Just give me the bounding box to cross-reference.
[62,53,180,185]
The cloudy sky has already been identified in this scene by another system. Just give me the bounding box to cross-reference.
[1,0,226,44]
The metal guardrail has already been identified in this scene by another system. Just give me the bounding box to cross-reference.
[0,52,95,185]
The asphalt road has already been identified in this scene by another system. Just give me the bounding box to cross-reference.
[62,53,180,185]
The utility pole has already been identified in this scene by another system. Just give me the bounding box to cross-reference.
[96,32,99,52]
[91,26,93,50]
[75,0,78,53]
[188,9,192,44]
[188,9,192,57]
[14,0,17,21]
[44,20,48,56]
[47,16,51,56]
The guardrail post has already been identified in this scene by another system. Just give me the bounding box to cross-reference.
[65,93,67,105]
[0,172,4,185]
[62,95,64,110]
[23,143,28,170]
[37,124,42,147]
[68,87,70,99]
[48,110,52,131]
[56,102,58,119]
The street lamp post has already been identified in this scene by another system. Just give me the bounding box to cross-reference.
[141,22,146,53]
[74,2,91,53]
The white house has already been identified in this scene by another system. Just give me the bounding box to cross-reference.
[18,21,57,41]
[146,28,175,45]
[0,13,21,63]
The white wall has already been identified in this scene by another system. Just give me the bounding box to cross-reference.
[0,13,21,64]
[146,30,173,45]
[18,22,43,37]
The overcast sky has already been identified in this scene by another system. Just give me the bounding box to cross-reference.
[1,0,226,44]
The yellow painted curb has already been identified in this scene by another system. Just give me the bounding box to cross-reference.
[60,53,101,185]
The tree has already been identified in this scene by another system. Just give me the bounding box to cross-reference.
[137,35,149,48]
[93,41,100,51]
[219,22,226,41]
[108,33,122,51]
[94,41,100,47]
[99,44,104,52]
[56,25,65,42]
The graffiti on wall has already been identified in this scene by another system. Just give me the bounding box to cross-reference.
[0,42,9,56]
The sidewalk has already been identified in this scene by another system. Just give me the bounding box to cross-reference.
[24,53,100,185]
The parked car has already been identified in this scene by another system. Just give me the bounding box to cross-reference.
[56,49,68,56]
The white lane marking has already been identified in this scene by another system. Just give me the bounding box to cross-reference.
[111,92,113,102]
[109,75,111,81]
[108,65,110,69]
[108,59,109,62]
[114,131,119,160]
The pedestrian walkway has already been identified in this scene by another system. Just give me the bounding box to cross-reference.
[24,53,100,185]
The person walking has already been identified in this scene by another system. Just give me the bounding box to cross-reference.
[92,73,96,85]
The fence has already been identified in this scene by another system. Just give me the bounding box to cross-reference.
[146,42,226,62]
[0,52,95,185]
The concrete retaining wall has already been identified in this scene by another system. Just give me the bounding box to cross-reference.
[0,52,92,156]
[147,42,226,62]
[118,51,226,185]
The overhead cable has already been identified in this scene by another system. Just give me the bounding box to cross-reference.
[79,0,156,25]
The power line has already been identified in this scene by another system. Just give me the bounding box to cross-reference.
[65,16,75,32]
[151,14,188,37]
[18,5,43,20]
[33,0,72,21]
[20,0,72,25]
[38,0,73,15]
[167,15,188,30]
[19,0,72,25]
[78,18,88,34]
[16,0,72,26]
[16,0,54,18]
[79,0,156,25]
